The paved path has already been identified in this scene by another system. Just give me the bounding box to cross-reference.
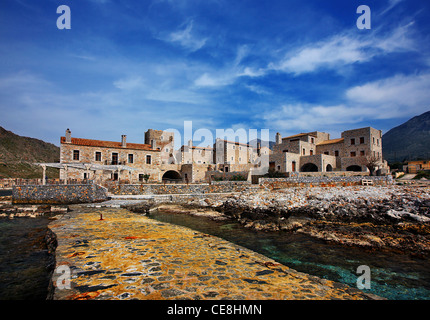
[49,207,381,300]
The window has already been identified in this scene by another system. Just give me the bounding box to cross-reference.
[112,153,118,165]
[373,137,375,144]
[350,151,356,157]
[128,154,134,164]
[360,137,365,144]
[310,150,314,155]
[302,148,305,155]
[351,138,355,145]
[334,150,339,157]
[283,149,289,153]
[360,150,365,156]
[95,152,101,162]
[139,174,144,182]
[377,139,379,146]
[83,173,88,179]
[324,151,329,155]
[73,150,80,161]
[277,166,281,171]
[311,137,314,144]
[165,148,169,153]
[146,155,151,164]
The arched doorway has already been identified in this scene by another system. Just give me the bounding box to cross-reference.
[300,163,318,172]
[162,170,182,183]
[326,164,333,172]
[346,165,362,172]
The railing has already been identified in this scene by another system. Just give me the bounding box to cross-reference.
[104,160,127,165]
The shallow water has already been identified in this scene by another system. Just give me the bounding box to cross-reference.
[0,217,52,300]
[148,209,430,300]
[0,189,12,197]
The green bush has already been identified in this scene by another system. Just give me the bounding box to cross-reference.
[230,174,247,181]
[413,171,430,180]
[263,169,285,178]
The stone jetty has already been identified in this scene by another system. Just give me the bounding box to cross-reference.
[48,207,380,300]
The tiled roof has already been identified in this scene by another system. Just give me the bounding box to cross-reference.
[219,139,251,147]
[60,137,158,151]
[316,138,344,146]
[282,132,317,140]
[192,146,213,150]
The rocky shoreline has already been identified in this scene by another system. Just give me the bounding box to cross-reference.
[129,185,430,258]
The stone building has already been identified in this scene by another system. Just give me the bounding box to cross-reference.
[405,160,430,174]
[178,140,213,165]
[270,127,388,174]
[213,139,254,166]
[55,125,388,185]
[144,129,176,164]
[60,129,163,183]
[59,129,187,184]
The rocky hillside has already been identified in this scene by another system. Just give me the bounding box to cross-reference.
[382,111,430,163]
[0,126,60,179]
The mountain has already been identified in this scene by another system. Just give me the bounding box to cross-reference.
[0,126,60,179]
[382,111,430,163]
[248,138,276,150]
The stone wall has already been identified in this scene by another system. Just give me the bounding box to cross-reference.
[108,181,252,195]
[12,184,108,204]
[259,175,393,188]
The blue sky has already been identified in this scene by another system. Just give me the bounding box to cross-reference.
[0,0,429,148]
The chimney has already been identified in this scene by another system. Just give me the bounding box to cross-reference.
[121,135,127,148]
[276,132,282,144]
[65,128,71,143]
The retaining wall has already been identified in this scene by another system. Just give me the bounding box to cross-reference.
[12,184,108,204]
[108,181,252,195]
[259,175,393,188]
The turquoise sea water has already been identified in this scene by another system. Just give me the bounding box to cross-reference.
[1,201,429,300]
[148,210,430,300]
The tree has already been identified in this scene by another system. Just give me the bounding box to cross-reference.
[361,155,382,176]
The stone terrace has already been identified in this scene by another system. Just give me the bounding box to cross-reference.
[49,207,381,300]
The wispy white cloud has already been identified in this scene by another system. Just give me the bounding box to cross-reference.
[346,72,430,117]
[263,72,430,131]
[269,23,417,75]
[194,45,265,87]
[194,21,419,87]
[380,0,405,15]
[168,20,207,52]
[271,35,367,75]
[113,76,145,90]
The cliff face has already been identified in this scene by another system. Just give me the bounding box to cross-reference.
[382,111,430,163]
[0,126,60,178]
